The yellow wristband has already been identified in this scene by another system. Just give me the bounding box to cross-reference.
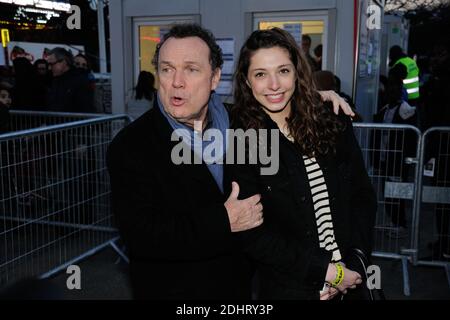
[331,263,344,287]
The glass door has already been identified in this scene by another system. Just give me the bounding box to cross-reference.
[254,11,329,70]
[132,16,196,87]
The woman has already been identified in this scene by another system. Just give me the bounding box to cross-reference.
[127,71,156,120]
[74,54,96,83]
[74,53,90,70]
[226,28,377,300]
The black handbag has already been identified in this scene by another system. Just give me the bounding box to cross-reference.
[338,248,386,300]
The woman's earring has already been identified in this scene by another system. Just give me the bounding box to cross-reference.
[246,79,251,88]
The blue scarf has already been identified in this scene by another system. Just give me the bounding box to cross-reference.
[157,92,229,193]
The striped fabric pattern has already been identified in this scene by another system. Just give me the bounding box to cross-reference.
[303,156,342,263]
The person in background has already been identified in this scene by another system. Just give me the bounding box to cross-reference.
[389,45,421,128]
[74,53,89,70]
[74,53,96,86]
[0,84,12,134]
[34,59,52,86]
[302,34,319,72]
[389,45,420,106]
[313,70,362,122]
[127,71,156,120]
[314,44,323,71]
[74,53,97,109]
[46,48,95,113]
[34,59,51,80]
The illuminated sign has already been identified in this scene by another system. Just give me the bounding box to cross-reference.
[1,28,9,47]
[0,0,71,12]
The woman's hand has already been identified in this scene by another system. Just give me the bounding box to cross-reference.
[325,263,362,295]
[318,90,355,117]
[335,266,362,294]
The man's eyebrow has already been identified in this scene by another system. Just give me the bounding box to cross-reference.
[184,61,201,65]
[159,60,202,66]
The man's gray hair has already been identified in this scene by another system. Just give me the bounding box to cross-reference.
[48,47,74,67]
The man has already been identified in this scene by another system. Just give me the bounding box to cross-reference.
[302,34,319,72]
[388,45,420,106]
[106,24,354,300]
[107,24,263,300]
[46,47,94,113]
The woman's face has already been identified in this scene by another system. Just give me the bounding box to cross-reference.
[246,46,296,116]
[0,89,11,108]
[74,56,88,70]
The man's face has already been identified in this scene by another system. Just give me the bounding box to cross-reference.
[157,37,221,127]
[47,54,69,77]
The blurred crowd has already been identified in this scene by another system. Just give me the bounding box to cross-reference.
[0,47,99,133]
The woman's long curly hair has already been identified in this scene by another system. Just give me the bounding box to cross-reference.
[231,28,344,157]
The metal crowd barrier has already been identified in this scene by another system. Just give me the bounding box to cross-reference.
[2,114,448,294]
[414,127,450,287]
[0,114,131,289]
[9,110,107,132]
[353,122,422,296]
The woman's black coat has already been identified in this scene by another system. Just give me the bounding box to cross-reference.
[224,112,377,300]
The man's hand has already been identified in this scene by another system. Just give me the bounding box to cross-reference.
[320,286,339,300]
[224,181,263,232]
[318,90,355,117]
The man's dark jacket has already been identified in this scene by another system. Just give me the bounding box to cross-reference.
[46,68,94,113]
[106,102,253,300]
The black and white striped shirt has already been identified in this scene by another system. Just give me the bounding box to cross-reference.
[303,156,342,263]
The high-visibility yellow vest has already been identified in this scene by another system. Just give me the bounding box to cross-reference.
[394,57,420,100]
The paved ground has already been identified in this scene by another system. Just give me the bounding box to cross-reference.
[33,247,449,300]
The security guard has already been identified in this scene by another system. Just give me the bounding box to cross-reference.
[389,45,420,105]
